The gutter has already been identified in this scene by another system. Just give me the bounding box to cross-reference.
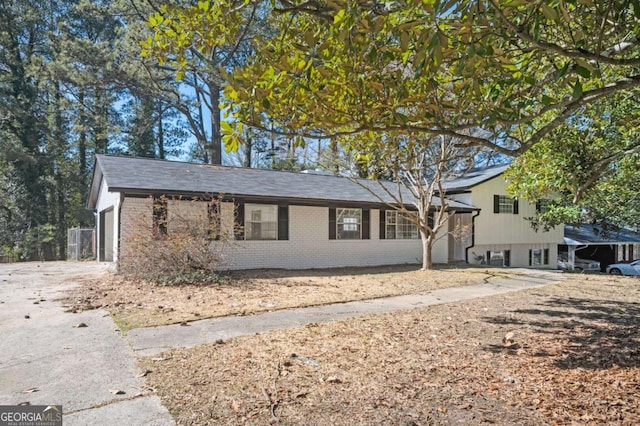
[465,209,482,264]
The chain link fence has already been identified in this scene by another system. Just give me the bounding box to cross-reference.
[67,228,95,261]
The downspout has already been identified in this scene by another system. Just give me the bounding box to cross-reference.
[465,210,482,264]
[116,193,124,272]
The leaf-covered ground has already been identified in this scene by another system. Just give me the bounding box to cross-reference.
[139,274,640,425]
[66,265,515,330]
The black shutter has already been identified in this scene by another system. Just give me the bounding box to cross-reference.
[486,251,491,265]
[428,210,434,229]
[529,250,532,266]
[379,209,386,239]
[235,201,245,240]
[208,200,220,240]
[504,250,511,266]
[513,199,519,215]
[362,209,370,239]
[543,248,549,265]
[493,195,500,213]
[535,200,541,212]
[278,205,289,240]
[329,208,336,240]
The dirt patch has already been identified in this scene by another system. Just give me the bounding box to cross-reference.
[140,274,640,425]
[65,264,515,330]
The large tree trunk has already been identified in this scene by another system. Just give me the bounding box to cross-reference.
[244,134,253,168]
[209,83,222,165]
[420,230,434,270]
[157,101,165,159]
[78,90,87,189]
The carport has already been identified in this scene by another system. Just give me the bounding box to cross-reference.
[561,224,640,271]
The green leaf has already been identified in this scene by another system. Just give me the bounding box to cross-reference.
[220,120,233,134]
[293,136,305,148]
[572,81,583,99]
[575,65,591,78]
[555,62,570,80]
[223,135,240,153]
[540,4,557,20]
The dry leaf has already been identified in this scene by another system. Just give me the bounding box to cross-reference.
[230,400,240,412]
[21,387,39,394]
[108,389,125,395]
[136,370,152,378]
[74,322,88,328]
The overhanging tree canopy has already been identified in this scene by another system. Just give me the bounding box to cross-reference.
[146,0,640,157]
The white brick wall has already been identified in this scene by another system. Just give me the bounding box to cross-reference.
[115,198,449,270]
[223,205,447,270]
[119,196,153,262]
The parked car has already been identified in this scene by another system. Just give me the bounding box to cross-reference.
[606,260,640,276]
[557,253,601,272]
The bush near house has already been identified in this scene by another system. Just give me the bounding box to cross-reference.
[118,196,234,284]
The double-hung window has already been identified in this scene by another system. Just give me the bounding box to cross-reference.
[536,199,551,214]
[337,208,361,239]
[385,211,419,239]
[493,195,519,214]
[245,204,278,240]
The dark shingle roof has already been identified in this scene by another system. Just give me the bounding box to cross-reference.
[88,155,476,210]
[442,164,510,191]
[564,223,640,245]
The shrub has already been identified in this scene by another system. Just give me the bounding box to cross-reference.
[118,196,236,284]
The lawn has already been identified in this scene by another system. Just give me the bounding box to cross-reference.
[66,264,517,330]
[137,273,639,425]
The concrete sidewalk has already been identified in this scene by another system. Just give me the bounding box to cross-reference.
[128,269,564,356]
[0,262,174,426]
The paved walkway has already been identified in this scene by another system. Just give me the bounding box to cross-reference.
[0,262,174,426]
[128,268,565,356]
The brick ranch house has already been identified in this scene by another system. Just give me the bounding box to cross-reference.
[87,155,563,270]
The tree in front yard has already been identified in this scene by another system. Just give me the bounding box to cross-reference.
[145,0,640,222]
[350,131,479,270]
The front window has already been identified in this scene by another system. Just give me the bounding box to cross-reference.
[337,208,361,239]
[386,211,419,239]
[498,195,514,214]
[245,204,277,240]
[537,199,551,213]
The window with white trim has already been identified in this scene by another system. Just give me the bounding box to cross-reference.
[498,195,515,213]
[337,208,361,239]
[245,204,277,240]
[385,211,419,239]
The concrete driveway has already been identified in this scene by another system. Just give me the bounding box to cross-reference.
[0,262,174,426]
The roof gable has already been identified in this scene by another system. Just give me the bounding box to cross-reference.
[442,164,510,192]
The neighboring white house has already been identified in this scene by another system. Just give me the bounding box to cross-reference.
[443,165,564,269]
[87,155,476,270]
